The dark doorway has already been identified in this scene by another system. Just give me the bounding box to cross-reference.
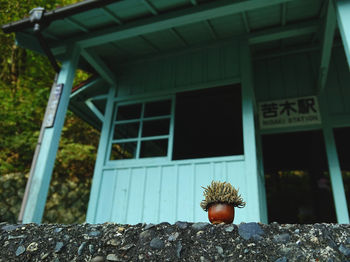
[334,127,350,214]
[262,130,337,223]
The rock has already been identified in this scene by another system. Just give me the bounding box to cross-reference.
[107,239,120,246]
[8,235,26,240]
[26,242,38,252]
[139,230,154,242]
[41,253,49,259]
[144,223,155,230]
[106,254,121,261]
[15,245,25,256]
[216,246,224,256]
[90,256,105,262]
[275,257,288,262]
[119,243,134,251]
[2,225,20,232]
[238,222,264,240]
[54,228,63,233]
[78,242,86,255]
[244,248,249,254]
[294,229,300,234]
[274,233,291,243]
[339,244,350,256]
[175,221,188,229]
[150,237,164,249]
[176,241,182,258]
[168,232,180,241]
[200,256,210,262]
[89,230,101,237]
[225,225,235,232]
[54,241,64,253]
[191,222,209,231]
[89,244,95,255]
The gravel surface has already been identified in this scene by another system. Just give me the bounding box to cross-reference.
[0,222,349,261]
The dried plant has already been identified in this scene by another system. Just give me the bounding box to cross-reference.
[200,181,246,211]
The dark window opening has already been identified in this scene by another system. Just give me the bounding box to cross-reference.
[92,99,106,115]
[116,104,142,121]
[144,100,171,117]
[142,119,170,137]
[172,84,243,160]
[262,131,336,224]
[140,139,168,158]
[334,127,350,214]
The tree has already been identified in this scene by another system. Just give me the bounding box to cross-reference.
[0,0,99,223]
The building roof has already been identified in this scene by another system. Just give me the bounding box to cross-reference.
[2,0,332,128]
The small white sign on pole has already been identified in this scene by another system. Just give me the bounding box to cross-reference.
[258,96,322,129]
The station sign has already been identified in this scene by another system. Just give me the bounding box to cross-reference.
[258,96,322,129]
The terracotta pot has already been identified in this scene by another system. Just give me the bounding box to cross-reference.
[208,203,235,224]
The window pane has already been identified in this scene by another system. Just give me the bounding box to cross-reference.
[142,119,170,137]
[144,100,171,117]
[116,104,142,120]
[110,142,137,160]
[114,122,140,139]
[140,139,168,158]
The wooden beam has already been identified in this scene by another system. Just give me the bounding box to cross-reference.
[249,20,319,45]
[241,12,250,33]
[81,48,116,85]
[64,17,89,33]
[318,0,336,93]
[169,28,188,47]
[281,3,287,26]
[101,7,123,25]
[204,20,217,40]
[52,0,294,51]
[142,0,158,15]
[335,0,350,70]
[190,0,197,6]
[22,45,80,223]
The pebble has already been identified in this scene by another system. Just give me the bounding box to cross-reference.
[168,232,180,241]
[54,241,64,253]
[106,254,121,261]
[26,242,38,252]
[244,248,249,254]
[54,228,63,233]
[191,222,209,231]
[294,229,300,234]
[274,233,291,243]
[175,221,188,229]
[275,257,288,262]
[119,243,134,251]
[339,244,350,256]
[89,230,101,237]
[90,256,105,262]
[216,246,224,256]
[150,237,164,249]
[78,242,86,255]
[41,253,49,259]
[225,225,235,232]
[238,222,264,240]
[2,225,20,232]
[176,241,182,258]
[8,235,26,240]
[89,244,95,255]
[139,230,154,242]
[144,223,155,230]
[15,245,25,256]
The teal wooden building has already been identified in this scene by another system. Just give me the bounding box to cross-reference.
[3,0,350,224]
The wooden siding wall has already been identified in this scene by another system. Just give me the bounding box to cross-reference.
[96,157,245,224]
[115,41,240,98]
[254,46,350,126]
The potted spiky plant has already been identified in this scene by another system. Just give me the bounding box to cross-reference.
[200,181,246,224]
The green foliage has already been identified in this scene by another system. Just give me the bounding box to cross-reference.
[0,0,98,223]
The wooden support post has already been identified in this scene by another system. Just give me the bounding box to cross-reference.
[318,0,336,93]
[22,45,80,223]
[335,0,350,70]
[320,94,350,223]
[240,39,261,222]
[86,85,116,223]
